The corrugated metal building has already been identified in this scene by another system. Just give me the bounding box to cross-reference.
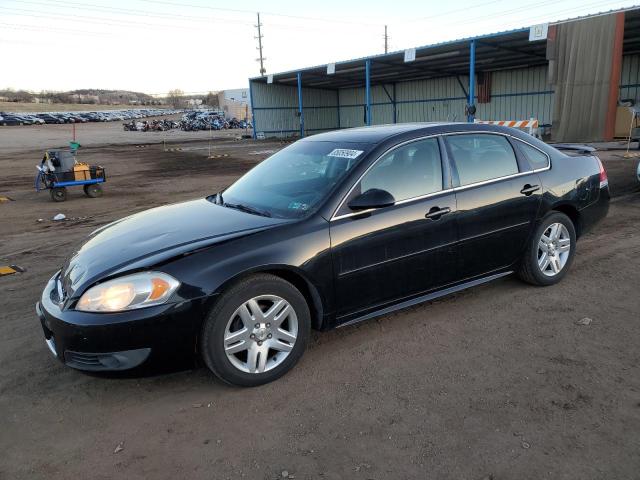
[249,7,640,142]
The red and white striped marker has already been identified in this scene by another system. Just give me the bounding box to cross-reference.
[474,118,539,136]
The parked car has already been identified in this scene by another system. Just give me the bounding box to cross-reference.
[1,115,29,126]
[37,113,65,124]
[25,114,45,125]
[36,123,610,385]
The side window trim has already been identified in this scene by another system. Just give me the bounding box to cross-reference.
[511,138,551,172]
[331,135,448,220]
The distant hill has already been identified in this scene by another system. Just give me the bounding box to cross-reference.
[0,88,161,105]
[67,89,154,102]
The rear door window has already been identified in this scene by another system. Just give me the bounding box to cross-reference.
[446,134,519,186]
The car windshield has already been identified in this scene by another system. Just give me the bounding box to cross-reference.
[219,140,371,219]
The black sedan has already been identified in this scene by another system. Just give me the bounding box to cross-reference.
[37,123,610,386]
[37,113,66,124]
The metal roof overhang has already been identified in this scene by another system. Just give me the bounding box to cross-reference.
[250,8,640,90]
[250,28,548,90]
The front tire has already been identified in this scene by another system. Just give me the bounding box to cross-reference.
[50,187,67,202]
[518,211,576,286]
[200,274,310,387]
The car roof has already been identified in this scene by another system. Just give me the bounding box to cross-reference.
[300,122,537,145]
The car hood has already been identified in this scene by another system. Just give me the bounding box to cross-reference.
[59,198,287,298]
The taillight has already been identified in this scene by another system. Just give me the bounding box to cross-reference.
[595,155,608,188]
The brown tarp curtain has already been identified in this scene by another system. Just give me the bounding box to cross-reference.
[548,14,617,142]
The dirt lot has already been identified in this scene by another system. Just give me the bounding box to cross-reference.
[1,122,639,480]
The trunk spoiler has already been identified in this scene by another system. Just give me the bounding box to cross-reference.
[551,143,596,155]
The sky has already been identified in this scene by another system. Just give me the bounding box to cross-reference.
[2,0,639,95]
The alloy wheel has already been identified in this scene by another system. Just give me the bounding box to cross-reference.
[223,295,298,374]
[537,222,571,276]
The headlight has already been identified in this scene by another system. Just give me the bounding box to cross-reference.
[76,272,180,312]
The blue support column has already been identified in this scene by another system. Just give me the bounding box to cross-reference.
[249,80,257,139]
[297,72,305,137]
[467,39,476,123]
[365,59,371,126]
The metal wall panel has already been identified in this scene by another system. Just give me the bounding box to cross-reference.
[252,65,557,136]
[251,80,338,137]
[477,65,554,125]
[338,85,391,127]
[396,76,467,123]
[620,54,640,101]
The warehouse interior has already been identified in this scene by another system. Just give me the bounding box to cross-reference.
[249,7,640,142]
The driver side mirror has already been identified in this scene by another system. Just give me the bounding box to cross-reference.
[348,188,395,211]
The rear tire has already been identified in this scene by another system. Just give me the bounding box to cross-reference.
[200,274,310,387]
[518,211,576,286]
[83,184,103,198]
[50,187,67,202]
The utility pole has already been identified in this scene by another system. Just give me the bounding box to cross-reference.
[384,25,388,54]
[255,12,266,76]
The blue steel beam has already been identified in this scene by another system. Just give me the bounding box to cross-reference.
[365,59,371,126]
[297,72,305,137]
[467,39,476,123]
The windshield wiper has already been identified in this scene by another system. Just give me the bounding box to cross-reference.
[224,202,272,217]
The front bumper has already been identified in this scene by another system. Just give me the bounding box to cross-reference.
[37,274,209,372]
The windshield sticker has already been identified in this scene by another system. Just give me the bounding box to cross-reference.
[327,148,363,160]
[288,202,309,211]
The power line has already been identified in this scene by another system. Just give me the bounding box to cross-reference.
[0,7,253,31]
[1,1,382,35]
[402,0,506,24]
[132,0,384,27]
[443,0,623,29]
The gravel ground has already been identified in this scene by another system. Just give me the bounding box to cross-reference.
[0,123,639,480]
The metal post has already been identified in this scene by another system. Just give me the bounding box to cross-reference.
[297,72,305,137]
[365,59,371,126]
[336,89,341,129]
[384,25,388,54]
[467,39,476,123]
[249,80,257,139]
[255,13,266,76]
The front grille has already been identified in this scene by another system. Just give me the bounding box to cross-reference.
[64,348,151,371]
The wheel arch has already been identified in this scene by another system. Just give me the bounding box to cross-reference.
[549,203,582,238]
[213,265,326,331]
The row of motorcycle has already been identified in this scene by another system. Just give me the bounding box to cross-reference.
[123,119,179,131]
[123,116,252,132]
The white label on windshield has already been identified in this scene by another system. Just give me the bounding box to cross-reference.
[328,148,363,159]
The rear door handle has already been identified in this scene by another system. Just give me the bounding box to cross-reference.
[520,184,540,196]
[425,206,451,220]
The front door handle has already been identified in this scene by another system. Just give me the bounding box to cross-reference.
[520,184,540,196]
[425,206,451,220]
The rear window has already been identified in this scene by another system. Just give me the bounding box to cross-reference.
[446,134,519,186]
[516,141,550,170]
